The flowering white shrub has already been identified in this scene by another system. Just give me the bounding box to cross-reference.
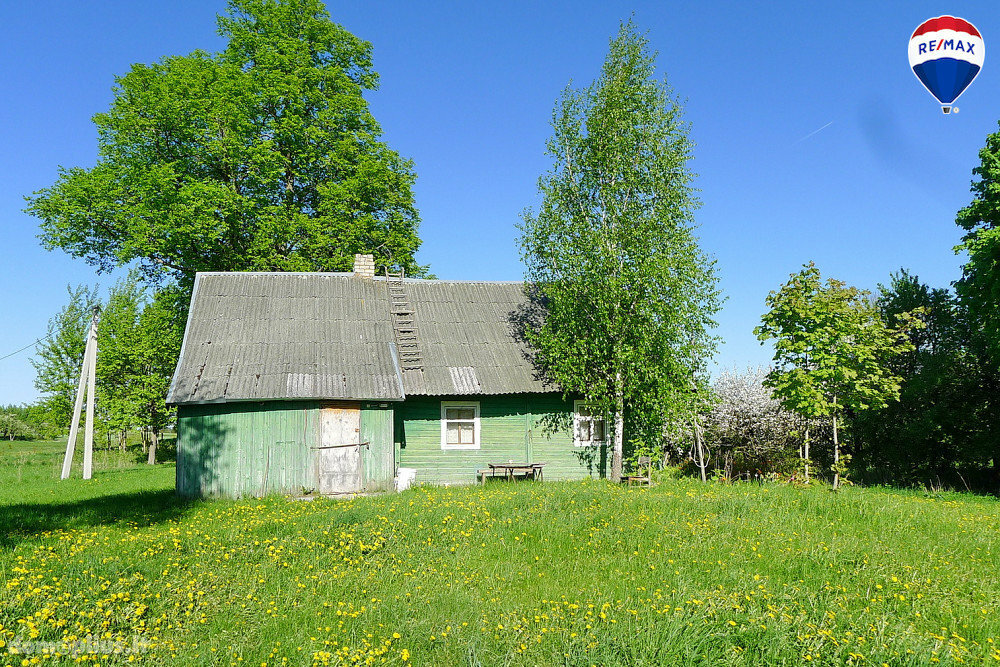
[705,366,801,474]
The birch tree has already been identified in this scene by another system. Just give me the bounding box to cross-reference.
[519,21,720,482]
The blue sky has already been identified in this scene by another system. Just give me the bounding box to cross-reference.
[0,0,996,404]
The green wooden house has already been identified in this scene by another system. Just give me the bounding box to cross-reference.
[167,255,608,498]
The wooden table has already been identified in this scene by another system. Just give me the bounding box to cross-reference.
[480,462,546,484]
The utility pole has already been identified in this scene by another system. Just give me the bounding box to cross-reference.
[61,305,100,480]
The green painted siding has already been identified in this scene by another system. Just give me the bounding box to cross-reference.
[178,393,602,495]
[177,401,320,498]
[177,400,398,497]
[360,403,395,491]
[529,394,608,481]
[396,394,606,485]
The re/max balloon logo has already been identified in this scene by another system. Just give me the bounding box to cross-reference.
[908,15,985,114]
[915,39,978,56]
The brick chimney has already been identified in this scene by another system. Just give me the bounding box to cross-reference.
[353,253,375,279]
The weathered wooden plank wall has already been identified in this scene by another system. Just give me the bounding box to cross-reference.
[528,393,608,481]
[177,393,607,495]
[360,402,395,491]
[395,394,606,485]
[176,401,320,498]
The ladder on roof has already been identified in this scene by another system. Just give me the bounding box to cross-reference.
[386,269,424,372]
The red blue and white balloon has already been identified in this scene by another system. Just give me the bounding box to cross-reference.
[908,16,984,113]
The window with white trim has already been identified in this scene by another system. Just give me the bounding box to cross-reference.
[441,401,481,450]
[574,401,607,447]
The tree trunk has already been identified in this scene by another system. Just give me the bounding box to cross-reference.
[832,396,840,490]
[693,417,707,483]
[147,429,158,465]
[611,376,624,483]
[803,426,811,482]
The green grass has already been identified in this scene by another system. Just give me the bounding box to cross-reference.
[2,441,1000,665]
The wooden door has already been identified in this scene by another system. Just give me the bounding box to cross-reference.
[316,404,362,494]
[360,406,394,491]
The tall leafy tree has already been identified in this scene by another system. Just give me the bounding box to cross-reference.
[31,285,101,429]
[956,126,1000,365]
[953,127,1000,484]
[755,263,916,489]
[519,21,721,482]
[26,0,425,285]
[96,275,145,448]
[96,276,185,460]
[852,271,998,489]
[134,287,186,463]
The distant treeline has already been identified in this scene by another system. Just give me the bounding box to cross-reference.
[0,403,61,441]
[690,270,1000,494]
[23,276,185,452]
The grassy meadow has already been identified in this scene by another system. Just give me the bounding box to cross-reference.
[2,441,1000,665]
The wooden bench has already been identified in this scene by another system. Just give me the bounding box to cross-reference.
[479,462,546,485]
[478,468,504,484]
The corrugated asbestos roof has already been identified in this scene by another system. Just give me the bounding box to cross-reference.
[167,272,554,404]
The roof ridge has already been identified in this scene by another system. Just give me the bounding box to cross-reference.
[195,271,354,277]
[193,271,524,284]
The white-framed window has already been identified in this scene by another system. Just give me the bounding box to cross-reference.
[441,401,481,450]
[574,401,607,447]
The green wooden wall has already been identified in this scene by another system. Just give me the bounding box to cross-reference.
[529,393,607,481]
[177,401,396,497]
[395,393,607,485]
[177,393,605,495]
[176,401,319,498]
[360,403,395,491]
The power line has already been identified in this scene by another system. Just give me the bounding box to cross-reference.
[0,332,54,363]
